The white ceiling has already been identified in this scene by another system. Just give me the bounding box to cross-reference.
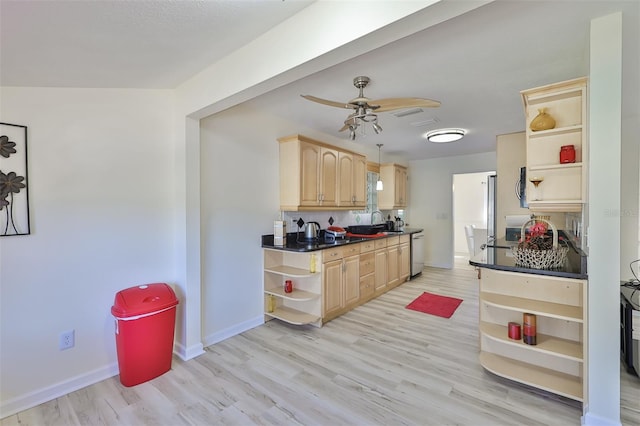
[0,0,314,88]
[1,1,637,160]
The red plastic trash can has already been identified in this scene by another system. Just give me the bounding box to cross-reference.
[111,283,179,387]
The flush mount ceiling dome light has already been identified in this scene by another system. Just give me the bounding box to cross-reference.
[425,128,466,143]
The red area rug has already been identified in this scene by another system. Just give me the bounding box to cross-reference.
[405,291,463,318]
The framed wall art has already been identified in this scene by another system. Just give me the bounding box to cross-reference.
[0,122,30,236]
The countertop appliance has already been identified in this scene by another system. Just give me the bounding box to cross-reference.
[411,231,424,277]
[324,226,346,243]
[303,221,321,240]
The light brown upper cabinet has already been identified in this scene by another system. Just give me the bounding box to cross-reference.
[521,77,588,213]
[338,152,367,208]
[378,163,408,210]
[278,134,367,211]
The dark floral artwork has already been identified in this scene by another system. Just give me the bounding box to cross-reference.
[0,123,30,236]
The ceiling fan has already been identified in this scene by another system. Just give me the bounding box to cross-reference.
[301,76,440,140]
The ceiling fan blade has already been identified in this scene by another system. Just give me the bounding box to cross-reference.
[371,97,441,112]
[338,124,350,132]
[301,94,355,109]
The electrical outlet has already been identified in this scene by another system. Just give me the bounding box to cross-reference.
[59,330,75,350]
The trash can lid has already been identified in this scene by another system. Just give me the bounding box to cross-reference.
[111,283,178,318]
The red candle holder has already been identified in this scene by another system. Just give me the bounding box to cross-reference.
[560,145,576,163]
[508,322,521,340]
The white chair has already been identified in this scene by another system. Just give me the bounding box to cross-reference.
[464,225,475,258]
[472,228,488,255]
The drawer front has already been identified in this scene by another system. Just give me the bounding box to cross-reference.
[322,247,343,262]
[400,234,410,244]
[342,243,361,258]
[360,240,376,253]
[359,273,375,299]
[374,238,387,250]
[386,235,400,246]
[359,252,375,276]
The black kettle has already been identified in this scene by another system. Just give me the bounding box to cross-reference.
[304,222,321,240]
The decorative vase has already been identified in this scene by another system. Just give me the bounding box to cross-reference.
[530,107,556,131]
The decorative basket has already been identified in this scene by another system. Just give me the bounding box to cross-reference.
[512,218,568,269]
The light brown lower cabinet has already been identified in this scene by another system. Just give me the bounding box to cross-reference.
[398,237,410,282]
[321,245,361,322]
[374,249,388,292]
[322,258,343,319]
[387,244,400,288]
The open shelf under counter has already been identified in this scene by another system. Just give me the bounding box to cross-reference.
[480,352,583,402]
[481,292,583,322]
[264,305,320,326]
[264,265,317,277]
[264,287,319,302]
[480,322,583,361]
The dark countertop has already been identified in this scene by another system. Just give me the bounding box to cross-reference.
[469,235,587,279]
[262,227,424,252]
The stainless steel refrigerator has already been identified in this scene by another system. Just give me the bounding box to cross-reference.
[486,174,497,247]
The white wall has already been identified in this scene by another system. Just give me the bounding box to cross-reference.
[199,104,283,343]
[0,87,175,416]
[408,152,496,269]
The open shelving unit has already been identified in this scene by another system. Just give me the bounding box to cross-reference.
[478,268,587,403]
[521,77,588,213]
[263,249,321,327]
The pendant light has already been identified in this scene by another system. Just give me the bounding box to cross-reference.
[376,144,384,191]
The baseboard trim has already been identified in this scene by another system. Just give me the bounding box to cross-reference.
[0,363,119,420]
[425,261,453,269]
[173,341,205,361]
[582,411,622,426]
[203,315,264,347]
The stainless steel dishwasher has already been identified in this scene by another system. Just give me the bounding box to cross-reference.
[411,231,425,278]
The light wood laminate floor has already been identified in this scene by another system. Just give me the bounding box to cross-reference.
[3,258,639,425]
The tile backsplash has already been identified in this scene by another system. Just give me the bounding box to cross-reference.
[281,209,404,232]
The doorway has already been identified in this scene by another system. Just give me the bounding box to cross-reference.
[453,171,495,259]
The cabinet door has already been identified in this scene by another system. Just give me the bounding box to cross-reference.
[359,273,375,301]
[338,152,354,206]
[320,148,338,205]
[387,245,400,287]
[323,259,343,317]
[379,164,408,209]
[374,249,387,291]
[352,154,367,207]
[300,142,321,205]
[398,242,410,281]
[395,167,408,207]
[343,255,360,307]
